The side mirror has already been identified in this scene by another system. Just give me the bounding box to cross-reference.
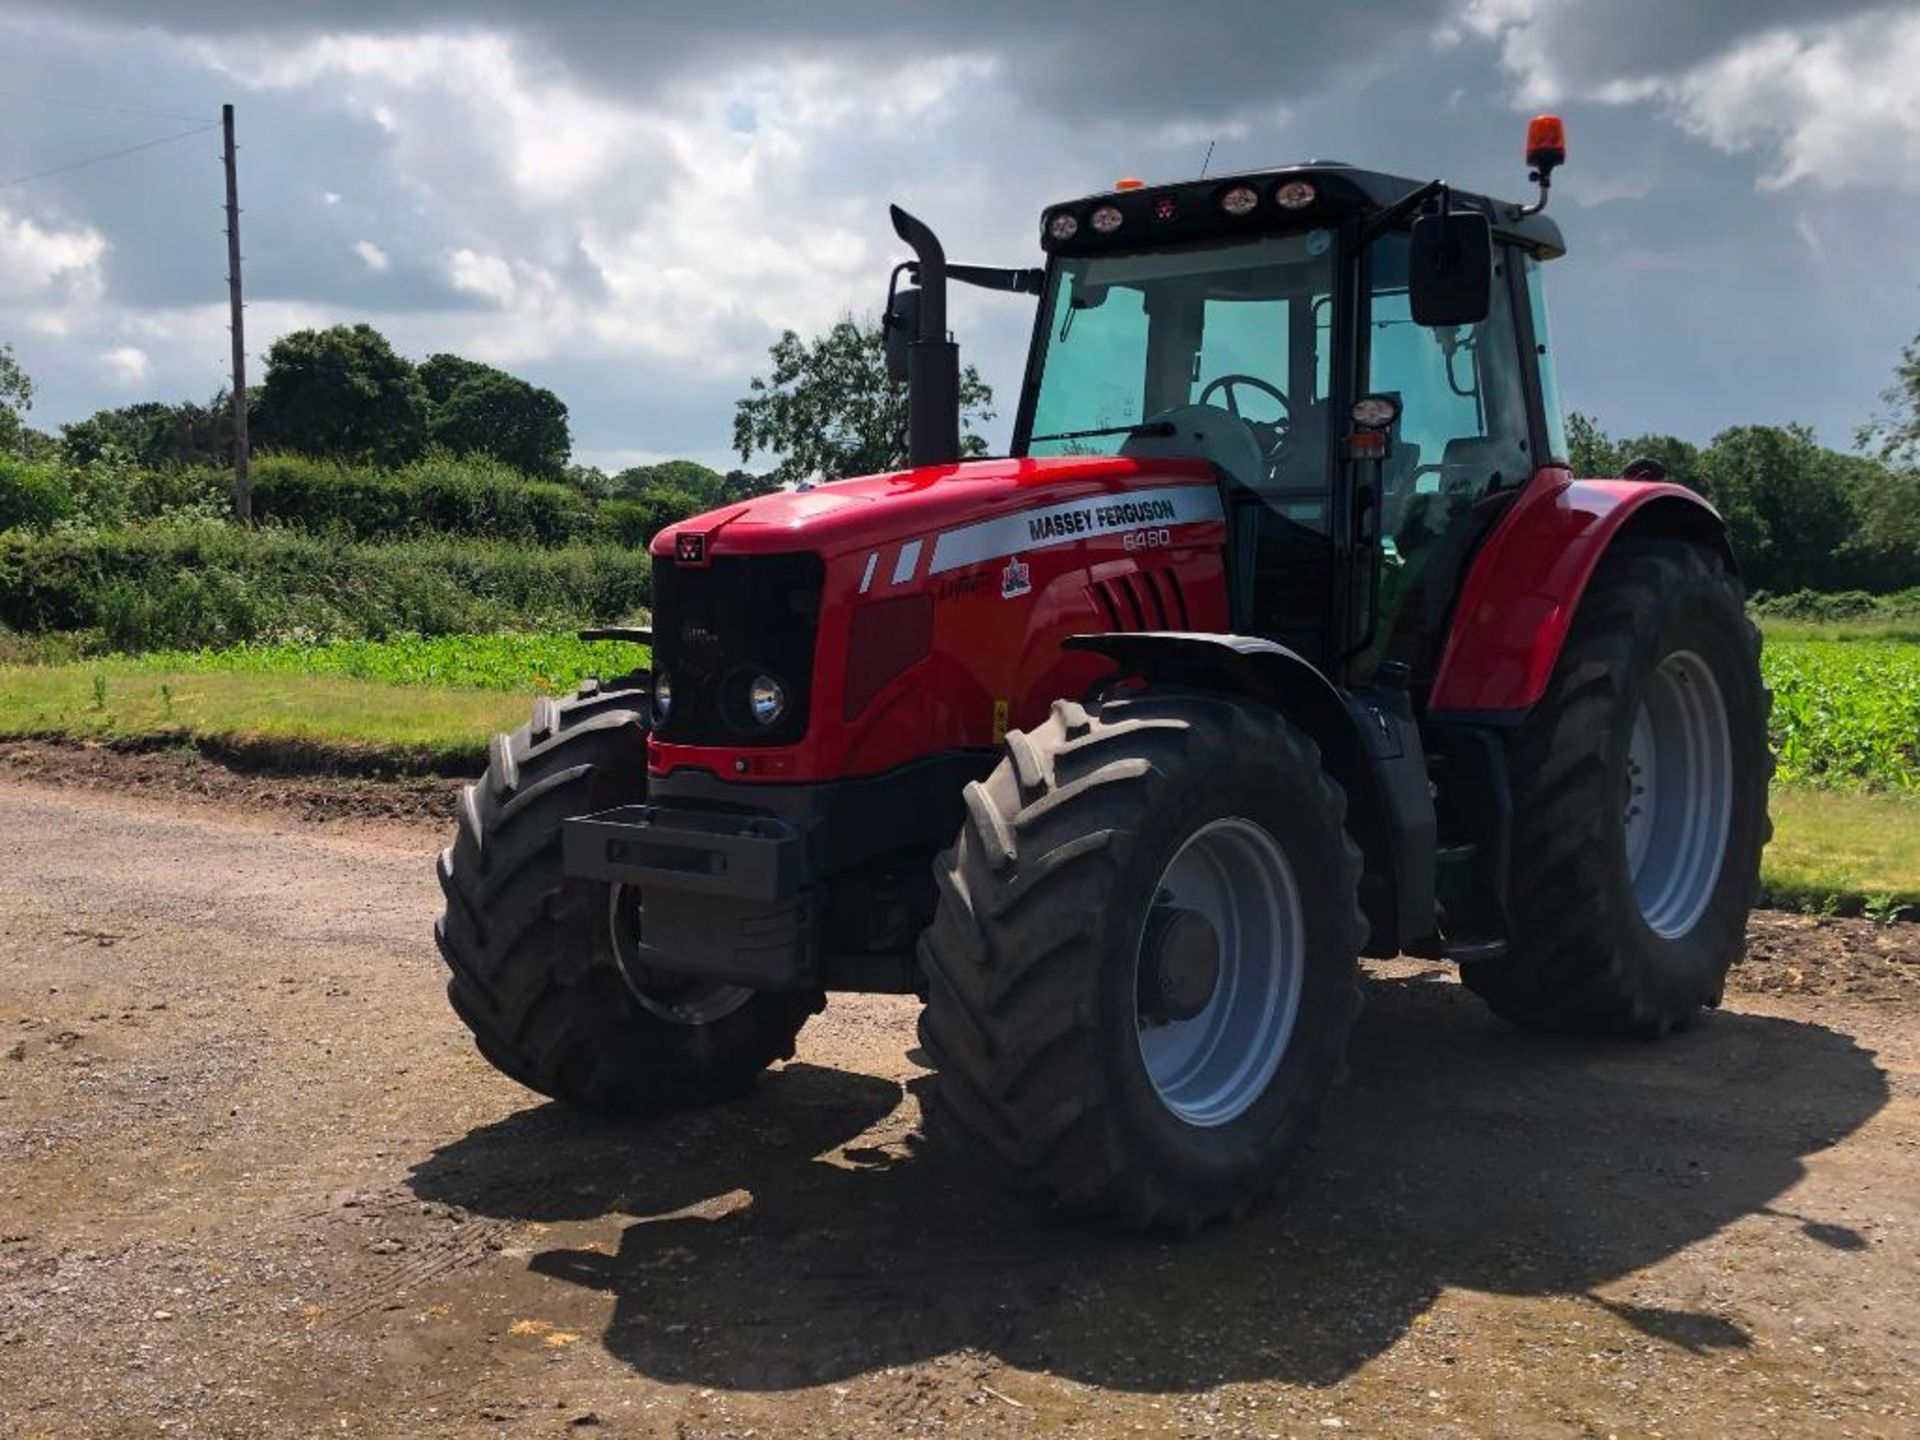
[883,286,920,385]
[1408,209,1492,327]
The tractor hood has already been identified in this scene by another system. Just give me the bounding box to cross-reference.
[650,455,1219,564]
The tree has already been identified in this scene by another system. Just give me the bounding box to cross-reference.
[1841,463,1920,592]
[252,324,428,465]
[61,395,235,470]
[1565,412,1700,490]
[1694,425,1856,594]
[418,353,570,476]
[1859,331,1920,466]
[0,341,34,457]
[733,316,994,485]
[1565,411,1619,478]
[610,459,733,507]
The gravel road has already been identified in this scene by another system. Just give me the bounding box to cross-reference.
[1,757,1915,1438]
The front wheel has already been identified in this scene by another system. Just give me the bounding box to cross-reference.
[917,692,1367,1230]
[1462,540,1771,1035]
[434,679,820,1111]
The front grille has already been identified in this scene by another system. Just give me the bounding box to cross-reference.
[652,553,824,747]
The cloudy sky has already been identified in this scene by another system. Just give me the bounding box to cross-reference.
[1,1,1916,471]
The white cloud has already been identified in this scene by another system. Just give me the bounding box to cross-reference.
[1665,15,1920,191]
[99,344,149,385]
[1465,2,1920,192]
[445,248,517,307]
[185,29,994,377]
[0,207,106,302]
[352,238,389,272]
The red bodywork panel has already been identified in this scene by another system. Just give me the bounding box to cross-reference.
[650,456,1230,783]
[1428,470,1723,714]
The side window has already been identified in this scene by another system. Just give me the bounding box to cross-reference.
[1523,254,1569,463]
[1368,234,1532,552]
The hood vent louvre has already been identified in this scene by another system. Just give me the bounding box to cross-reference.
[1088,568,1187,633]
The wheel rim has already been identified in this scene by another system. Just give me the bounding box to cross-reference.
[606,885,754,1025]
[1134,817,1305,1128]
[1624,650,1733,939]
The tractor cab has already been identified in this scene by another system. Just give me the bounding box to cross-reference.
[888,158,1570,689]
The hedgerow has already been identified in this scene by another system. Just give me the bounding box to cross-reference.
[0,522,650,652]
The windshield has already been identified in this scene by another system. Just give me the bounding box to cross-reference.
[1021,231,1337,495]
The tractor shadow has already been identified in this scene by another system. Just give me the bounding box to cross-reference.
[408,977,1889,1393]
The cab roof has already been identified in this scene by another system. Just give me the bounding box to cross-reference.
[1041,161,1566,261]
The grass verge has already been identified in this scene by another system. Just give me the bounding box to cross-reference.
[1759,787,1920,920]
[0,665,526,774]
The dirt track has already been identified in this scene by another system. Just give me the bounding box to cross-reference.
[1,756,1916,1438]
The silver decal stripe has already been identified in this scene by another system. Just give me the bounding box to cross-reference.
[927,483,1225,577]
[891,538,924,585]
[858,551,879,594]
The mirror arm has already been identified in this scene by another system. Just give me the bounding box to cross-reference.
[1358,178,1448,250]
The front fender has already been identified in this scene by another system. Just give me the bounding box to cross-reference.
[1064,631,1436,955]
[1427,474,1732,716]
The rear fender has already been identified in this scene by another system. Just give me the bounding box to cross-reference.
[1064,632,1436,955]
[1428,475,1733,716]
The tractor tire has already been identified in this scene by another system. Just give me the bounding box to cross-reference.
[1461,540,1771,1035]
[434,677,820,1112]
[918,692,1367,1230]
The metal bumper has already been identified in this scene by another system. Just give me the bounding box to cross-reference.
[559,752,995,994]
[564,804,804,904]
[563,803,814,990]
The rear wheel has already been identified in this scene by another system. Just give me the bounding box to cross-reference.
[918,692,1366,1230]
[435,678,819,1111]
[1462,541,1771,1035]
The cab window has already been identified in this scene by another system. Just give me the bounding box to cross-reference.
[1367,233,1532,557]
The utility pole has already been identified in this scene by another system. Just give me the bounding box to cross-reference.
[221,102,250,521]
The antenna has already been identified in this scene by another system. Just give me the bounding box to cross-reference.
[1199,139,1216,178]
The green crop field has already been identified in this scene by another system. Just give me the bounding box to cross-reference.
[0,628,1914,914]
[1763,638,1920,790]
[124,632,648,693]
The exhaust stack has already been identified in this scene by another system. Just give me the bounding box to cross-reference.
[889,205,961,468]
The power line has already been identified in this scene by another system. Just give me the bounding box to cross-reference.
[0,88,215,125]
[0,120,221,190]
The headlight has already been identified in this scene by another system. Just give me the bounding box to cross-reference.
[652,672,672,719]
[1089,204,1124,235]
[1045,211,1079,241]
[747,674,786,727]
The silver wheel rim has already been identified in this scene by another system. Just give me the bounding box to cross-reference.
[1624,650,1733,939]
[606,885,754,1025]
[1135,817,1305,1128]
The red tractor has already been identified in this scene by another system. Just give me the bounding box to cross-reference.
[436,119,1770,1229]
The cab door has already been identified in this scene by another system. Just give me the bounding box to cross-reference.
[1354,233,1544,684]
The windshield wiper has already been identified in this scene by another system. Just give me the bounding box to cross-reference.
[1027,420,1177,445]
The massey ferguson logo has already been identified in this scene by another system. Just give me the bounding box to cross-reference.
[1000,556,1031,599]
[1025,497,1177,543]
[675,532,707,565]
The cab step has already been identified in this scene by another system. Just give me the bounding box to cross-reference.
[1442,936,1507,964]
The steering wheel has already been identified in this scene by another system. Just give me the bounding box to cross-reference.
[1196,373,1293,466]
[1198,372,1291,422]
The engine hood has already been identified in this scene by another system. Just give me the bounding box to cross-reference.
[650,455,1218,562]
